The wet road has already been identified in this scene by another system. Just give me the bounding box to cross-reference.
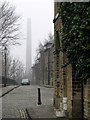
[2,85,54,119]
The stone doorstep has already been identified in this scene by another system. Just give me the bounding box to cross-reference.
[26,105,57,118]
[44,85,54,88]
[55,109,66,118]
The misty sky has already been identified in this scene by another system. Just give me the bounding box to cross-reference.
[4,0,54,67]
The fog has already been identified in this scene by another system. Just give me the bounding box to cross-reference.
[4,0,54,67]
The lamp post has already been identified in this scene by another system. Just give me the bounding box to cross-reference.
[4,46,7,87]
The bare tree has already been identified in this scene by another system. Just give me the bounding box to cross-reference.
[8,58,25,84]
[43,33,54,45]
[2,53,25,85]
[0,1,20,49]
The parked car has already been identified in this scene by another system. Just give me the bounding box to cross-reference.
[21,79,30,85]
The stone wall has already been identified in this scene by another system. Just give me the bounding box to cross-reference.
[66,64,73,118]
[53,2,84,119]
[84,79,90,119]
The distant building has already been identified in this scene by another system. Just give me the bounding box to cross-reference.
[31,41,54,87]
[43,42,54,86]
[0,51,2,84]
[26,18,32,78]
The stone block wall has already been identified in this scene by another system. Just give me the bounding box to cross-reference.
[53,2,89,119]
[66,64,73,118]
[84,79,90,119]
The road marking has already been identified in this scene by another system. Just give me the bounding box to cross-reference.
[18,111,21,120]
[22,110,26,118]
[20,110,24,120]
[18,109,29,120]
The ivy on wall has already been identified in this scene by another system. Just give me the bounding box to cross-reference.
[58,2,90,82]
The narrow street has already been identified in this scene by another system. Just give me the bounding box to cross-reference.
[2,85,54,119]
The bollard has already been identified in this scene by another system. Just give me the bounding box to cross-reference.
[38,88,41,105]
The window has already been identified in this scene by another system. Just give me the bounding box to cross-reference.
[55,31,60,50]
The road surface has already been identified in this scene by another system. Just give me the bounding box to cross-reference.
[2,85,54,119]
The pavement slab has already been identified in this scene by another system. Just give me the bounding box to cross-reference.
[0,85,19,97]
[26,105,57,118]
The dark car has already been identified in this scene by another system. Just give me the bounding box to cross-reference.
[21,79,30,85]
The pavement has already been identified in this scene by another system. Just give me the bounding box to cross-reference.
[26,85,66,119]
[26,105,67,119]
[26,105,57,119]
[0,85,19,97]
[1,85,66,119]
[25,86,57,119]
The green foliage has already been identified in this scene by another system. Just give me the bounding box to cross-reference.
[59,3,90,81]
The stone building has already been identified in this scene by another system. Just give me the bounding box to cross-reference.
[43,42,54,86]
[31,66,36,85]
[31,42,54,87]
[0,52,2,84]
[53,2,90,119]
[49,44,54,86]
[31,61,41,85]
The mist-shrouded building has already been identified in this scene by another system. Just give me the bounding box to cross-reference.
[26,18,32,78]
[0,51,2,84]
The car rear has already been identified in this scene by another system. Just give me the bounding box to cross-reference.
[21,79,30,85]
